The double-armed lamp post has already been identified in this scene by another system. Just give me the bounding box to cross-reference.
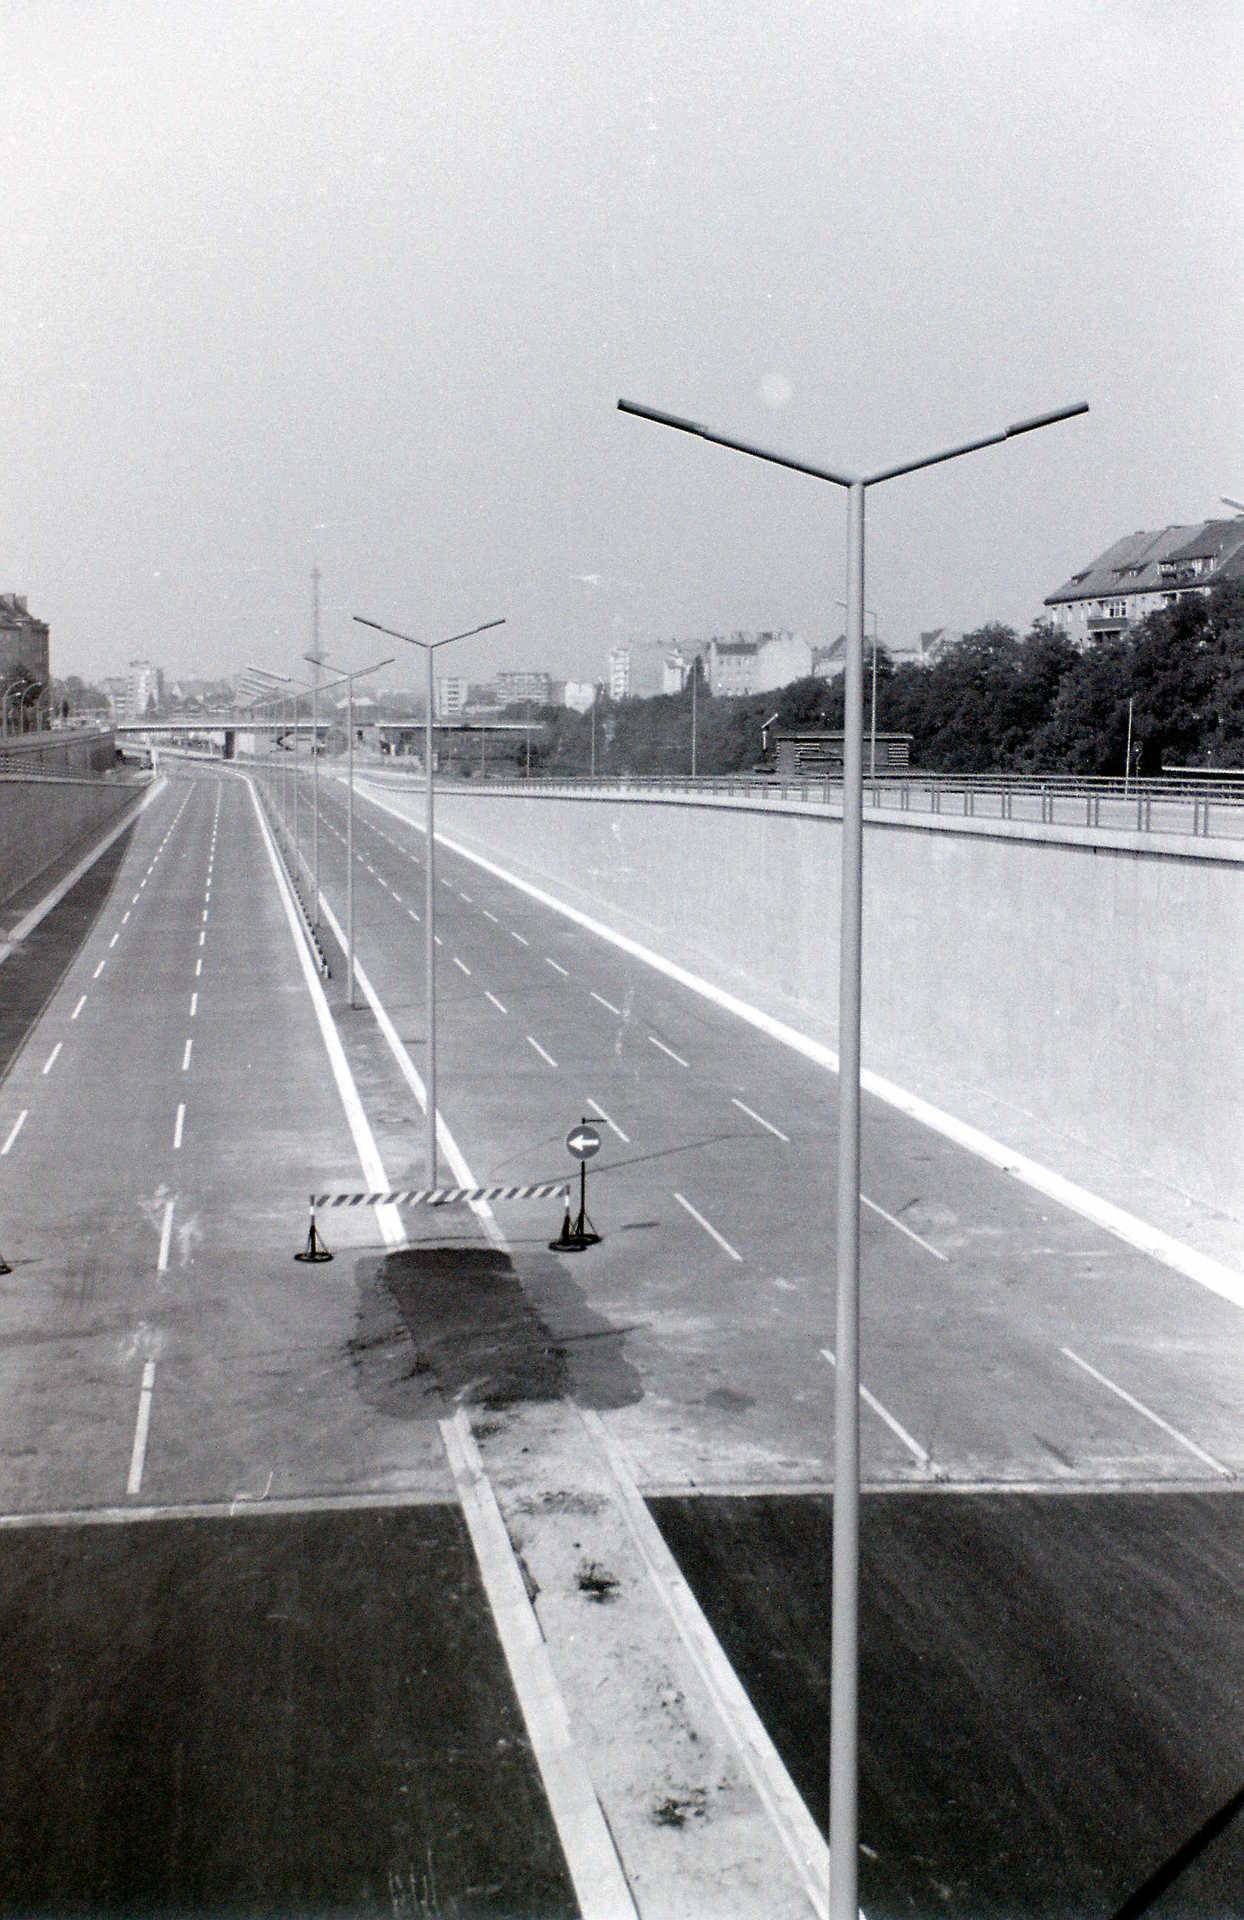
[618,390,1088,1919]
[351,614,505,1185]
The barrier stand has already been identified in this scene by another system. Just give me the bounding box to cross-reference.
[550,1120,603,1251]
[294,1199,333,1264]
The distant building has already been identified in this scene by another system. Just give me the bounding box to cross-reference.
[607,647,631,700]
[123,659,160,720]
[496,669,552,707]
[563,680,597,713]
[0,593,50,688]
[706,630,813,695]
[1044,518,1244,644]
[436,674,467,719]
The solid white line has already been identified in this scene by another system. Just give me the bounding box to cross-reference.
[590,990,622,1016]
[181,1039,192,1071]
[71,995,87,1021]
[1060,1347,1233,1478]
[821,1348,934,1472]
[673,1192,742,1261]
[485,990,508,1013]
[579,1407,829,1918]
[731,1096,789,1142]
[2,1111,27,1155]
[510,929,529,946]
[42,1043,62,1075]
[173,1103,185,1151]
[357,795,1244,1315]
[527,1035,558,1068]
[189,992,198,1017]
[453,956,472,976]
[545,957,569,976]
[439,1412,638,1919]
[126,1360,157,1496]
[157,1200,174,1272]
[861,1194,949,1262]
[585,1097,629,1144]
[649,1034,688,1067]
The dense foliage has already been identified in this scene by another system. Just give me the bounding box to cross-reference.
[511,583,1244,778]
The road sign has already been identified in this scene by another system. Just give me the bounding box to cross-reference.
[566,1122,601,1161]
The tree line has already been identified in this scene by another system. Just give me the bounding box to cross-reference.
[511,581,1244,779]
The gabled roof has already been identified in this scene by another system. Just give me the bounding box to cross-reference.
[1045,520,1244,605]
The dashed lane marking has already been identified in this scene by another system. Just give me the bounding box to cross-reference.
[731,1096,789,1142]
[590,990,622,1016]
[157,1199,174,1272]
[453,956,472,976]
[485,991,507,1013]
[195,958,202,977]
[861,1194,949,1262]
[585,1098,628,1144]
[1060,1347,1233,1478]
[121,911,130,924]
[173,1104,185,1151]
[482,909,499,923]
[93,960,106,979]
[510,930,530,946]
[126,1361,157,1497]
[545,957,569,976]
[649,1034,688,1067]
[527,1035,558,1068]
[181,1039,192,1071]
[2,1111,27,1155]
[189,993,198,1017]
[71,996,86,1021]
[42,1043,62,1076]
[673,1192,742,1261]
[822,1347,937,1475]
[109,932,119,948]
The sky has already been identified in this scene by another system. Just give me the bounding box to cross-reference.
[3,0,1241,691]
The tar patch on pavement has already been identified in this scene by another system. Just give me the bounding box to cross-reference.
[349,1242,643,1414]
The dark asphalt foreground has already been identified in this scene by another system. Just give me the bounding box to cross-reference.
[648,1489,1244,1917]
[0,1506,578,1919]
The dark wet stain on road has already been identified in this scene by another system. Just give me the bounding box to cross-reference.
[349,1243,643,1415]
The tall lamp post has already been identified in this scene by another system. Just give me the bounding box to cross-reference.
[2,680,30,738]
[304,651,394,1007]
[836,600,880,778]
[247,667,304,857]
[619,390,1088,1919]
[351,614,505,1185]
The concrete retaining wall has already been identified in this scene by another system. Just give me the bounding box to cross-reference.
[0,775,142,907]
[367,780,1244,1228]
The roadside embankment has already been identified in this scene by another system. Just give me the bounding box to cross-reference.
[361,776,1244,1246]
[0,772,146,909]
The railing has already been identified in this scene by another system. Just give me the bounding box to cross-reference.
[361,765,1244,841]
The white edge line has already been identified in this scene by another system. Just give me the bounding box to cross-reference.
[673,1191,742,1261]
[439,1411,638,1920]
[860,1194,948,1262]
[0,777,166,969]
[578,1407,832,1920]
[353,783,1244,1314]
[1060,1346,1233,1478]
[821,1349,934,1472]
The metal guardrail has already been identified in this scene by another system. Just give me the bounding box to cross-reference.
[363,767,1244,841]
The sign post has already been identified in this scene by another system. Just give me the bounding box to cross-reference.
[550,1120,602,1251]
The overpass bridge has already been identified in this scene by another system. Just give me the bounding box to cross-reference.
[115,715,544,760]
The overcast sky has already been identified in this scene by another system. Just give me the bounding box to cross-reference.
[3,0,1240,690]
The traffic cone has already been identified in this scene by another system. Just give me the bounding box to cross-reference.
[294,1200,333,1263]
[549,1188,575,1250]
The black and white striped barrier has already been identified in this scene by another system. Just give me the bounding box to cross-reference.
[311,1181,570,1209]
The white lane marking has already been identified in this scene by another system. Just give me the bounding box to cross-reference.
[109,932,119,948]
[458,891,472,903]
[433,934,443,947]
[440,1411,639,1920]
[157,1200,174,1272]
[407,907,420,922]
[42,1043,62,1075]
[71,996,87,1021]
[861,1194,949,1262]
[591,990,622,1016]
[392,892,402,904]
[121,911,130,924]
[673,1192,742,1261]
[453,956,472,976]
[586,1097,629,1144]
[131,893,141,905]
[482,908,499,923]
[189,992,198,1017]
[2,1111,27,1155]
[526,1035,559,1068]
[510,930,529,946]
[93,961,106,978]
[126,1361,157,1497]
[1060,1347,1234,1478]
[821,1347,935,1473]
[201,910,208,924]
[198,931,205,946]
[731,1096,790,1142]
[649,1034,688,1067]
[195,958,202,977]
[181,1039,192,1071]
[545,957,569,976]
[362,800,1244,1316]
[173,1104,185,1150]
[485,991,507,1013]
[579,1405,830,1918]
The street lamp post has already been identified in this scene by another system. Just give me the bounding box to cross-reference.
[691,654,698,777]
[619,390,1088,1920]
[2,681,30,738]
[836,600,880,778]
[303,651,393,1008]
[311,567,322,926]
[352,614,505,1186]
